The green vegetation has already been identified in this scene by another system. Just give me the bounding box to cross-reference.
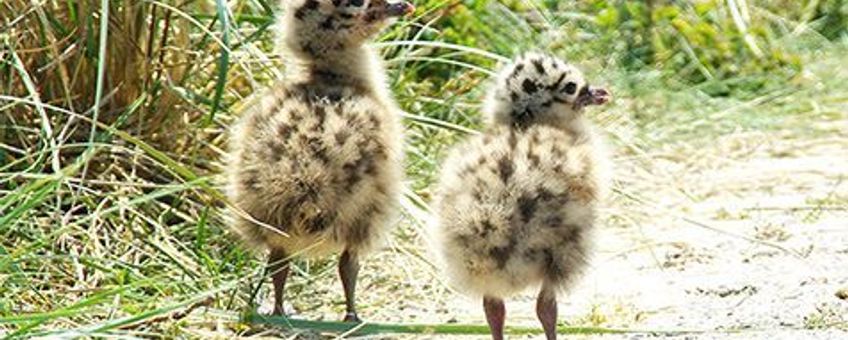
[1,0,846,337]
[248,315,638,336]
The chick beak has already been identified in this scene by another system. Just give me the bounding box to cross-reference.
[589,88,611,106]
[575,86,611,109]
[386,1,415,17]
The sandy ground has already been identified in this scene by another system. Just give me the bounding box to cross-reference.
[246,121,848,339]
[424,125,848,339]
[570,127,848,338]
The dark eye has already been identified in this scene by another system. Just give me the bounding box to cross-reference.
[563,82,577,95]
[349,0,365,6]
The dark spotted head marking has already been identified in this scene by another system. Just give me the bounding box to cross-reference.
[295,0,321,20]
[510,63,525,79]
[522,79,538,94]
[547,73,565,91]
[489,52,611,128]
[283,0,414,58]
[532,59,545,74]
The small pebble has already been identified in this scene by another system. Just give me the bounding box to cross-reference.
[836,288,848,301]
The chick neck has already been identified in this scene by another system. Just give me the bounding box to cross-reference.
[288,44,388,99]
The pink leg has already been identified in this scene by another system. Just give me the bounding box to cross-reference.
[268,248,290,316]
[339,249,361,322]
[483,296,506,340]
[536,282,558,340]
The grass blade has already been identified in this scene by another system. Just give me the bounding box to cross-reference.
[83,0,111,179]
[207,0,232,125]
[247,315,702,337]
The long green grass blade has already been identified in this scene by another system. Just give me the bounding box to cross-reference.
[85,0,111,174]
[206,0,232,125]
[248,315,701,336]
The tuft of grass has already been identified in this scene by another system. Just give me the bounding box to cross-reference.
[803,303,848,330]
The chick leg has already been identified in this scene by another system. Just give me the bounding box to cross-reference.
[339,249,361,322]
[483,296,506,340]
[536,281,558,340]
[268,248,290,316]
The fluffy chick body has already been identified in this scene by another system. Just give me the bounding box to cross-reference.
[227,82,402,257]
[437,125,606,297]
[226,0,411,319]
[436,53,610,299]
[226,0,406,262]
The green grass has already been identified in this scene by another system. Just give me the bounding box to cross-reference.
[246,315,684,336]
[1,0,847,337]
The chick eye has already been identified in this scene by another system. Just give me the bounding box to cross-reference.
[563,82,577,95]
[349,0,365,6]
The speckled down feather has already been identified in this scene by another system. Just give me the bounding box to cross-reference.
[225,0,404,258]
[434,53,610,298]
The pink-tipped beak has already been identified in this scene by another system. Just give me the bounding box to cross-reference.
[574,86,611,110]
[386,1,415,17]
[590,88,611,106]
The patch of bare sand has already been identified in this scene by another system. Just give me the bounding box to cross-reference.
[562,127,848,338]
